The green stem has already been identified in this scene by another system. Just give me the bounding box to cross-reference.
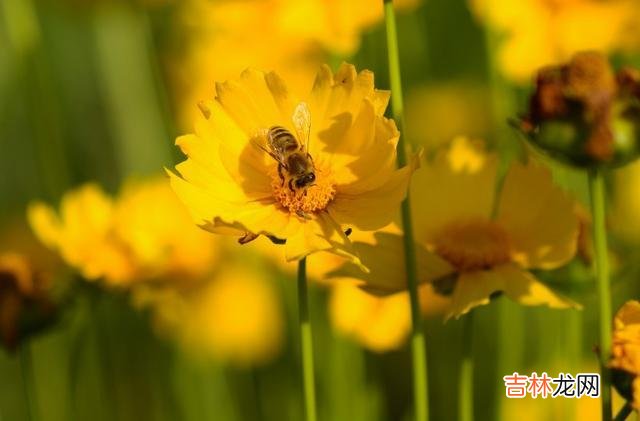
[588,169,612,421]
[20,342,36,421]
[613,402,633,421]
[458,314,474,421]
[297,257,317,421]
[383,2,429,421]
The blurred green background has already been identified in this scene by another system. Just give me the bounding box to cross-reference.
[2,0,640,420]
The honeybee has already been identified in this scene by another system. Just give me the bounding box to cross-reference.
[254,102,315,193]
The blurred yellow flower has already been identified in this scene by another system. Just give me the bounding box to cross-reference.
[28,184,136,284]
[169,63,417,266]
[470,0,640,83]
[133,265,284,367]
[170,0,420,128]
[28,178,218,286]
[405,82,491,151]
[331,137,580,319]
[329,280,449,352]
[610,300,640,409]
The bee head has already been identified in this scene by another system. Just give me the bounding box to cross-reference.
[295,172,316,188]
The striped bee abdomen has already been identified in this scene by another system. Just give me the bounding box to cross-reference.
[268,126,299,154]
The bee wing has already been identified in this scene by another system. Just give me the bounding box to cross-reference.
[251,129,286,166]
[292,102,311,153]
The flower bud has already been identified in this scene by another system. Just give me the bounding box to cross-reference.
[517,51,640,168]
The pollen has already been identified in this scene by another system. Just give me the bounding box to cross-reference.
[433,219,511,271]
[271,167,336,215]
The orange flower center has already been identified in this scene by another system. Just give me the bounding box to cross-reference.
[433,219,511,271]
[271,167,336,215]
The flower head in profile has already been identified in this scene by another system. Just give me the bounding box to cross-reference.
[169,63,418,267]
[330,137,580,319]
[610,300,640,410]
[28,178,218,287]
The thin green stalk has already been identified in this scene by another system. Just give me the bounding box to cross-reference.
[613,402,633,421]
[297,257,317,421]
[458,314,474,421]
[383,2,429,421]
[588,169,612,421]
[19,342,36,421]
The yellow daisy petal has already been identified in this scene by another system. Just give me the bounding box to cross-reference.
[447,263,580,320]
[329,152,419,231]
[328,232,454,294]
[284,212,362,268]
[497,160,579,269]
[214,68,296,135]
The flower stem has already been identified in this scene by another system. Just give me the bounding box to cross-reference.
[458,313,474,421]
[297,257,317,421]
[383,2,429,421]
[588,169,612,421]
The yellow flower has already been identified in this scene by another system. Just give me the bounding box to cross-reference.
[266,0,421,55]
[470,0,640,83]
[28,184,136,284]
[28,178,218,286]
[133,265,284,366]
[331,137,580,319]
[169,63,417,266]
[610,300,640,409]
[170,0,420,129]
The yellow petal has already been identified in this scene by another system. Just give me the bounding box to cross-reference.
[411,137,497,243]
[329,153,418,231]
[497,160,579,269]
[168,169,294,239]
[27,202,63,250]
[307,63,386,156]
[214,68,296,136]
[323,98,399,189]
[328,232,454,294]
[447,263,581,320]
[191,100,273,194]
[284,212,363,269]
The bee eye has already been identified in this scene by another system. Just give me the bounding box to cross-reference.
[307,173,316,183]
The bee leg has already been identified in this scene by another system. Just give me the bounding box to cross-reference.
[238,232,259,245]
[288,178,295,193]
[278,164,285,186]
